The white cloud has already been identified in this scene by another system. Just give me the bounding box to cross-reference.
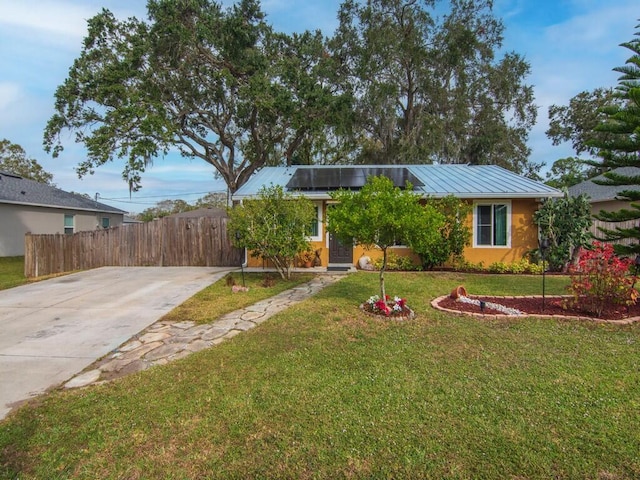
[0,82,22,111]
[495,0,526,21]
[545,3,638,54]
[0,1,147,49]
[0,1,93,46]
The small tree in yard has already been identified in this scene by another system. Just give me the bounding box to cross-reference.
[328,176,445,303]
[228,185,315,280]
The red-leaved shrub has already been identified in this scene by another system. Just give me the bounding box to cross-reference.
[565,242,638,316]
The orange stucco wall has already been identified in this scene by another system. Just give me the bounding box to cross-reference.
[244,197,541,269]
[462,198,539,265]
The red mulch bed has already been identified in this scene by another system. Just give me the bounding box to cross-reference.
[436,295,640,321]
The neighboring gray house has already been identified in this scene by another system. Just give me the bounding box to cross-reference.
[0,171,126,256]
[568,167,640,215]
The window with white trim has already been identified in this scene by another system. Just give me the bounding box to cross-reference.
[473,202,510,247]
[64,214,75,235]
[101,217,110,229]
[306,204,322,241]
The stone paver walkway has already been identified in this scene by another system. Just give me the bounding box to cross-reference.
[65,274,343,389]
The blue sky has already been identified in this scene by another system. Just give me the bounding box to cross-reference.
[0,0,638,213]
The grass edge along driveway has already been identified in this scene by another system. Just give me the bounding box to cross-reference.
[1,271,639,480]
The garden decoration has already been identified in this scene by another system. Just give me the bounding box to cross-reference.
[360,294,415,319]
[313,248,322,267]
[298,250,315,268]
[450,285,467,299]
[455,295,523,316]
[450,286,523,316]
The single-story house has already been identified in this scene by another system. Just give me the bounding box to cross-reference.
[0,170,126,256]
[568,166,640,215]
[232,164,562,269]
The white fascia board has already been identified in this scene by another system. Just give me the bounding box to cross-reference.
[233,191,563,201]
[417,192,564,199]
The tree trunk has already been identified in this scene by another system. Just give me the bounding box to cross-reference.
[379,247,387,301]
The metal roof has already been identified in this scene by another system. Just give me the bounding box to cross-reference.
[567,167,640,203]
[0,171,126,214]
[233,164,562,200]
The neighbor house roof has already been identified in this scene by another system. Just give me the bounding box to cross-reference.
[0,170,126,214]
[167,207,228,218]
[567,167,640,203]
[232,164,562,201]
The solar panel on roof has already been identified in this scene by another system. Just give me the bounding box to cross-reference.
[286,167,423,191]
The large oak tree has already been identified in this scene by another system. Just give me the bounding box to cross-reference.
[328,0,539,176]
[44,0,349,194]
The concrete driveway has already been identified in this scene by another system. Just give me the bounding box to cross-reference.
[0,266,233,420]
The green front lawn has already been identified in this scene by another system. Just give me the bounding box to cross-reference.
[1,272,639,479]
[0,256,26,290]
[160,271,315,324]
[0,257,77,290]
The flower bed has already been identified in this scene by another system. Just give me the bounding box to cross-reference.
[360,295,415,319]
[435,295,640,322]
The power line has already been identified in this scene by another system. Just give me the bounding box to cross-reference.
[99,190,227,201]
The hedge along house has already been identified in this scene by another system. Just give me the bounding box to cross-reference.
[231,164,562,270]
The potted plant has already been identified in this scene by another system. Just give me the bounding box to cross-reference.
[298,250,314,268]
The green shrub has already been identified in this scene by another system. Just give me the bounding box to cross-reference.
[408,195,472,270]
[459,258,544,274]
[533,192,592,272]
[452,259,485,272]
[488,262,509,273]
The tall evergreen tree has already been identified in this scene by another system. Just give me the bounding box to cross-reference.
[590,22,640,254]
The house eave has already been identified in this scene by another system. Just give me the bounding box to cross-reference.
[233,191,564,201]
[0,199,126,215]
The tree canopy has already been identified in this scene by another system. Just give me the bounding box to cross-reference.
[44,0,349,194]
[0,139,54,185]
[329,0,539,176]
[547,88,622,160]
[544,88,621,188]
[136,192,227,222]
[44,0,542,193]
[544,157,597,189]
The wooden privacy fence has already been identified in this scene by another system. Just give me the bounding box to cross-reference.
[590,219,637,246]
[24,216,244,278]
